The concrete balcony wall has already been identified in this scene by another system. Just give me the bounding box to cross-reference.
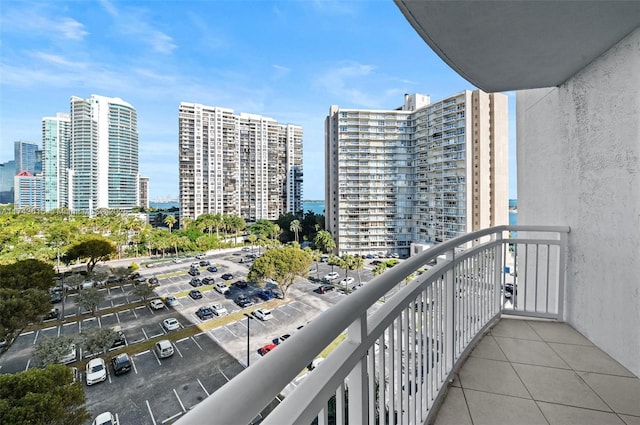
[517,27,640,376]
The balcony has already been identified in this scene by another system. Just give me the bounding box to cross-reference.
[175,225,638,424]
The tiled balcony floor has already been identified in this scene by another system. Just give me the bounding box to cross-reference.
[434,318,640,425]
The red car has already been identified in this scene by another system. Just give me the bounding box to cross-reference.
[258,343,277,356]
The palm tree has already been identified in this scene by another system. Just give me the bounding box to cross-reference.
[352,256,364,285]
[290,220,302,243]
[339,254,356,292]
[164,215,176,233]
[314,230,336,255]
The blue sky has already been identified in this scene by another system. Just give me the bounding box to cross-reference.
[0,0,517,201]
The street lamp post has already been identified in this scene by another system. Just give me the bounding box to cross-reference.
[244,313,254,367]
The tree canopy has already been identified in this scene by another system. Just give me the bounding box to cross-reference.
[247,246,312,299]
[63,235,116,272]
[0,259,55,291]
[0,364,90,425]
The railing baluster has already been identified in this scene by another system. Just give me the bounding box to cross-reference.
[347,314,368,425]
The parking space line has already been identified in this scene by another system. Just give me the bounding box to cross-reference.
[32,330,39,344]
[162,412,183,424]
[141,328,149,340]
[173,389,186,412]
[191,336,203,351]
[218,366,230,382]
[173,342,183,358]
[197,378,209,396]
[21,330,35,336]
[176,337,189,343]
[145,400,157,425]
[131,357,139,374]
[25,359,30,371]
[131,308,138,319]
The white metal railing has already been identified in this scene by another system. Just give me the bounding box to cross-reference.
[176,225,569,425]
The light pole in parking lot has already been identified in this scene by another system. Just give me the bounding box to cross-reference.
[244,313,254,367]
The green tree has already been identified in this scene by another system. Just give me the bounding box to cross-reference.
[304,248,322,280]
[0,364,90,425]
[132,283,155,301]
[63,235,116,273]
[313,230,336,255]
[0,259,55,291]
[0,288,51,339]
[352,256,365,285]
[249,219,275,239]
[164,214,176,233]
[290,220,302,243]
[75,287,104,316]
[34,335,77,366]
[372,262,387,277]
[247,246,312,299]
[79,327,118,356]
[339,254,357,291]
[327,254,341,273]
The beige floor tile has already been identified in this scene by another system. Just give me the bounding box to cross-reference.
[470,335,508,361]
[579,371,640,416]
[550,344,636,376]
[526,320,594,346]
[464,389,548,425]
[458,356,530,398]
[513,363,611,411]
[495,336,570,368]
[433,387,472,425]
[619,414,640,425]
[538,401,626,425]
[491,319,541,340]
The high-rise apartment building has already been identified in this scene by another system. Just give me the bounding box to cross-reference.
[68,95,139,213]
[14,170,44,211]
[178,102,303,224]
[326,90,508,256]
[42,113,71,211]
[139,176,150,210]
[0,160,16,204]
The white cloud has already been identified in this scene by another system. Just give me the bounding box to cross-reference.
[1,5,88,41]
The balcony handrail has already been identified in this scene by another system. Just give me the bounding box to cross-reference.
[176,225,570,425]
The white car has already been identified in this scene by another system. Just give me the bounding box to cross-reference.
[340,277,355,286]
[85,357,107,385]
[58,343,77,364]
[92,412,118,425]
[253,308,272,321]
[165,295,178,307]
[149,299,165,310]
[162,318,180,331]
[323,272,339,281]
[214,282,230,294]
[212,303,228,316]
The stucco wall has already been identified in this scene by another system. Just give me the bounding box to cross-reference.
[517,27,640,376]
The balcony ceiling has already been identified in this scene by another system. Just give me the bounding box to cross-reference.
[394,1,640,92]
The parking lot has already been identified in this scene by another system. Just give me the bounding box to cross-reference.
[0,249,393,423]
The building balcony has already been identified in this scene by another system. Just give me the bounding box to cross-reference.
[175,225,638,425]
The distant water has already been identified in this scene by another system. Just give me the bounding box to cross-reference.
[302,200,325,215]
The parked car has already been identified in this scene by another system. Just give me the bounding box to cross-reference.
[339,277,355,286]
[58,343,77,364]
[50,292,62,303]
[196,306,214,320]
[188,268,200,276]
[155,340,174,358]
[235,295,253,308]
[43,308,59,320]
[92,412,118,425]
[258,343,277,356]
[189,289,203,300]
[106,275,122,284]
[172,258,183,263]
[221,273,234,280]
[162,318,180,331]
[212,303,228,316]
[165,295,178,307]
[149,299,165,310]
[111,353,132,376]
[256,289,275,301]
[323,272,339,281]
[85,357,107,385]
[235,280,248,289]
[207,265,218,273]
[314,284,335,294]
[241,246,251,252]
[202,277,214,285]
[195,253,206,259]
[199,260,210,266]
[272,334,291,345]
[214,282,230,294]
[148,276,159,285]
[190,277,202,287]
[253,308,272,321]
[110,326,126,349]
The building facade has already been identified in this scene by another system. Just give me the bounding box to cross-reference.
[42,113,71,211]
[325,91,508,256]
[14,170,44,211]
[178,102,303,224]
[0,160,16,204]
[68,95,139,214]
[139,176,150,210]
[14,141,41,175]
